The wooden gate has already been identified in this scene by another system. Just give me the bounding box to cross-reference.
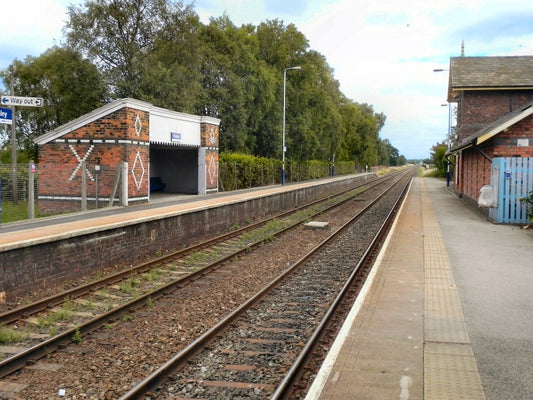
[489,157,533,223]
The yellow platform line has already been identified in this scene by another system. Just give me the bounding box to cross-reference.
[421,179,486,400]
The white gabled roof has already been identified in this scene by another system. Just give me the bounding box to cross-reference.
[34,98,220,145]
[476,104,533,145]
[35,98,151,145]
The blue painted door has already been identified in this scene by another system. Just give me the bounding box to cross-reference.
[490,157,533,223]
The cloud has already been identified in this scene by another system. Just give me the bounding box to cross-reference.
[451,11,533,52]
[3,0,533,159]
[0,0,71,67]
[264,0,310,15]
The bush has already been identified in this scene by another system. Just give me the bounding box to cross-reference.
[218,152,357,191]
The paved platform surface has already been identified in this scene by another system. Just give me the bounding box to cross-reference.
[306,177,533,400]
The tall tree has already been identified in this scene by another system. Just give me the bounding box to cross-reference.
[0,1,399,165]
[0,47,106,159]
[431,142,448,177]
[378,138,400,166]
[66,0,198,100]
[289,50,343,161]
[198,16,251,152]
[338,102,363,163]
[256,19,308,69]
[136,1,203,112]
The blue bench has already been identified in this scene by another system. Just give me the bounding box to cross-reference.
[150,177,166,193]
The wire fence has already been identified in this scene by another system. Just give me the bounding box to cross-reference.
[0,162,124,225]
[0,162,38,224]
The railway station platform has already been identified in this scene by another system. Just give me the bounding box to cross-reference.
[306,177,533,400]
[0,174,371,248]
[1,174,532,399]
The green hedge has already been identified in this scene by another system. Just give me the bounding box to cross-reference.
[218,152,357,191]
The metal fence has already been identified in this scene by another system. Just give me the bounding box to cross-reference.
[0,162,38,224]
[0,161,126,224]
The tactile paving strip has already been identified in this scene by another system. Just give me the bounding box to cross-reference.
[420,180,486,400]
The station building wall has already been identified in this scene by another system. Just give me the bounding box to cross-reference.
[456,91,533,141]
[455,114,533,202]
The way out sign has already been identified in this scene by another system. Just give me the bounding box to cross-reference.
[1,96,44,107]
[0,107,12,125]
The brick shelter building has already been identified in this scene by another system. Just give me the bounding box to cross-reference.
[446,55,533,221]
[35,98,220,215]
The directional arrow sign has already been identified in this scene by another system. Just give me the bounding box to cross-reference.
[1,96,44,107]
[0,107,12,124]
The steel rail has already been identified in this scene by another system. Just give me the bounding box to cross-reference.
[0,174,391,325]
[0,173,401,379]
[118,168,414,400]
[270,170,414,399]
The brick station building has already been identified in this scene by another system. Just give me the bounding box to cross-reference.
[35,98,221,215]
[446,55,533,204]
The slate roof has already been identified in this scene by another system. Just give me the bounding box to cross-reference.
[448,56,533,99]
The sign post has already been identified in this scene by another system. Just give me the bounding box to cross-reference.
[2,67,45,206]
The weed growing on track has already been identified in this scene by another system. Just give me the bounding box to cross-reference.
[120,274,141,296]
[37,307,74,330]
[142,268,163,281]
[72,329,83,343]
[0,325,29,344]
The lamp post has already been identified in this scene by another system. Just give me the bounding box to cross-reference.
[441,103,452,186]
[435,67,451,186]
[282,66,301,185]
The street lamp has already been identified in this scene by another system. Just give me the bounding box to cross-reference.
[282,66,301,185]
[441,103,452,186]
[435,67,452,186]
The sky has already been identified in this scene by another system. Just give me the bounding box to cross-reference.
[2,1,533,159]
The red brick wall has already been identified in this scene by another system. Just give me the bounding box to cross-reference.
[201,122,219,191]
[459,148,492,200]
[456,114,533,201]
[200,123,219,148]
[38,107,150,214]
[205,149,219,190]
[456,91,533,141]
[492,114,533,157]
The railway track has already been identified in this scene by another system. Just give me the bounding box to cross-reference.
[0,168,414,398]
[0,174,396,363]
[1,177,388,362]
[120,168,414,399]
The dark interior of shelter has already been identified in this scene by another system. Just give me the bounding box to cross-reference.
[150,145,198,194]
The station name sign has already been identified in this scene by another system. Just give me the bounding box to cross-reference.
[1,96,44,107]
[0,107,13,124]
